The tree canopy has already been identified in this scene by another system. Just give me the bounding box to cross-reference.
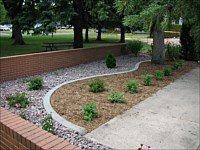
[179,0,200,60]
[1,0,199,60]
[0,0,10,24]
[115,0,200,63]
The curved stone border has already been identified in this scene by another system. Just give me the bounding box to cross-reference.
[43,60,151,135]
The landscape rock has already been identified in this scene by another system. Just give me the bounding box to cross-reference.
[0,54,150,149]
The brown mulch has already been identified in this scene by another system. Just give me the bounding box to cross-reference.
[51,61,199,132]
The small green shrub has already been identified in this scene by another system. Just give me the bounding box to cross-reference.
[19,113,27,120]
[155,70,164,81]
[126,80,139,94]
[178,59,185,67]
[148,44,153,56]
[105,52,116,68]
[82,101,97,122]
[173,62,181,70]
[126,40,143,56]
[26,78,43,90]
[142,74,154,86]
[165,43,181,61]
[180,23,198,61]
[6,93,29,108]
[54,70,60,76]
[107,92,127,103]
[164,68,172,76]
[173,60,185,70]
[42,114,54,134]
[89,79,105,93]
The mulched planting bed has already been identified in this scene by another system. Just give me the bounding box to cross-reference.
[51,61,198,132]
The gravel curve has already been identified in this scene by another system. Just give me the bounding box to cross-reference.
[0,54,150,149]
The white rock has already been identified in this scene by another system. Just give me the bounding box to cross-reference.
[0,54,150,149]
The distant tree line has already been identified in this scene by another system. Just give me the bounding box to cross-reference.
[1,0,199,63]
[1,0,127,47]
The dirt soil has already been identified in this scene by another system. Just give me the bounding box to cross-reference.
[51,61,198,132]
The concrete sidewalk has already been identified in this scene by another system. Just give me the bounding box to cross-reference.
[85,67,200,149]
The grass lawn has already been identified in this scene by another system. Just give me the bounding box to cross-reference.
[126,33,150,38]
[0,31,151,57]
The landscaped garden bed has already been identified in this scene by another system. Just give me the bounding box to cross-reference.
[0,55,150,149]
[51,61,198,132]
[0,51,198,149]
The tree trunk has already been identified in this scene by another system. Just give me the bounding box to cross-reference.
[11,28,15,39]
[72,0,83,48]
[151,25,165,64]
[96,24,102,41]
[120,24,125,43]
[13,26,25,45]
[11,23,15,39]
[85,27,89,43]
[73,21,83,48]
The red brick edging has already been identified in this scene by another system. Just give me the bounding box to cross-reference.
[0,44,126,83]
[0,107,81,150]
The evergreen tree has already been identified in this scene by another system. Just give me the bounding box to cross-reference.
[0,0,10,24]
[115,0,178,64]
[180,22,196,60]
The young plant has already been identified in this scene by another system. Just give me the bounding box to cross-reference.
[173,60,185,70]
[89,79,105,93]
[173,62,180,70]
[54,70,60,76]
[82,100,97,122]
[26,77,43,90]
[165,42,181,61]
[6,93,29,108]
[107,92,127,103]
[105,52,116,68]
[155,70,164,80]
[164,68,172,76]
[126,40,143,56]
[19,113,27,120]
[126,80,139,94]
[42,114,54,134]
[142,74,154,86]
[178,60,185,67]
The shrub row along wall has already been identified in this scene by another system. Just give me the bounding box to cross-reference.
[0,44,126,83]
[0,107,80,150]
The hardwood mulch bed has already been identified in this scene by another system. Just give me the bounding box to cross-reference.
[51,61,198,132]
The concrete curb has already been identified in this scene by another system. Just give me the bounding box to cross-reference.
[43,60,151,135]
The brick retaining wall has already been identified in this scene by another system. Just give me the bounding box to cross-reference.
[0,44,126,83]
[0,107,80,150]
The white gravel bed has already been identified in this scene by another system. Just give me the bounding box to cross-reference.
[0,54,150,149]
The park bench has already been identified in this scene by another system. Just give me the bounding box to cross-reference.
[42,42,73,51]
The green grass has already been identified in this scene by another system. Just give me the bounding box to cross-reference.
[56,29,74,33]
[0,32,150,57]
[0,35,72,57]
[141,42,151,53]
[84,43,115,48]
[0,29,74,34]
[126,33,150,38]
[125,39,151,53]
[0,30,12,34]
[125,33,151,53]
